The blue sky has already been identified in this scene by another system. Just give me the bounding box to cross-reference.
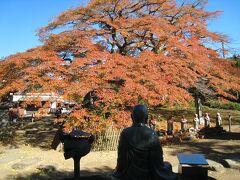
[206,0,240,55]
[0,0,239,58]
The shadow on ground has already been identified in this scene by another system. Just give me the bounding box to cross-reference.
[205,132,240,140]
[0,117,58,149]
[169,139,240,168]
[7,169,217,180]
[6,166,113,180]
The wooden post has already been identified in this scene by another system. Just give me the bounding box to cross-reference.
[228,114,232,132]
[194,96,203,121]
[73,156,81,179]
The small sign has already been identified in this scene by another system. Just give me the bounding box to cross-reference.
[177,153,208,165]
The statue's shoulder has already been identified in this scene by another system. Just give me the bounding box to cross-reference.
[140,126,157,138]
[120,127,131,135]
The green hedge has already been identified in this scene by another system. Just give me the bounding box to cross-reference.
[205,100,240,110]
[236,58,240,67]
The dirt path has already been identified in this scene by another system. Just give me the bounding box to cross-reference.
[0,124,239,180]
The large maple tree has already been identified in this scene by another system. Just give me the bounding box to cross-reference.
[1,0,239,132]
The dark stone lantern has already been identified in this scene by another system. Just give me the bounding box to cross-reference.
[61,128,94,179]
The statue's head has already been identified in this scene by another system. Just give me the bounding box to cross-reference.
[131,104,148,124]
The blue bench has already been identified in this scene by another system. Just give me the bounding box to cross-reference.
[177,153,209,180]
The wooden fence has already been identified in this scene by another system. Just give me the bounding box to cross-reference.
[90,114,240,151]
[91,127,123,151]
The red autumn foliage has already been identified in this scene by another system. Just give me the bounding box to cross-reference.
[0,0,239,133]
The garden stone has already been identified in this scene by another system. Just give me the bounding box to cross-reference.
[15,130,26,135]
[37,164,57,173]
[1,119,8,127]
[224,159,240,169]
[207,159,225,173]
[1,118,8,123]
[12,157,42,170]
[25,128,38,134]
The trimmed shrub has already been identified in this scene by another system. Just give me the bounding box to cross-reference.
[205,100,240,110]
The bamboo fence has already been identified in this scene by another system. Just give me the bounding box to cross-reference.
[91,127,123,151]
